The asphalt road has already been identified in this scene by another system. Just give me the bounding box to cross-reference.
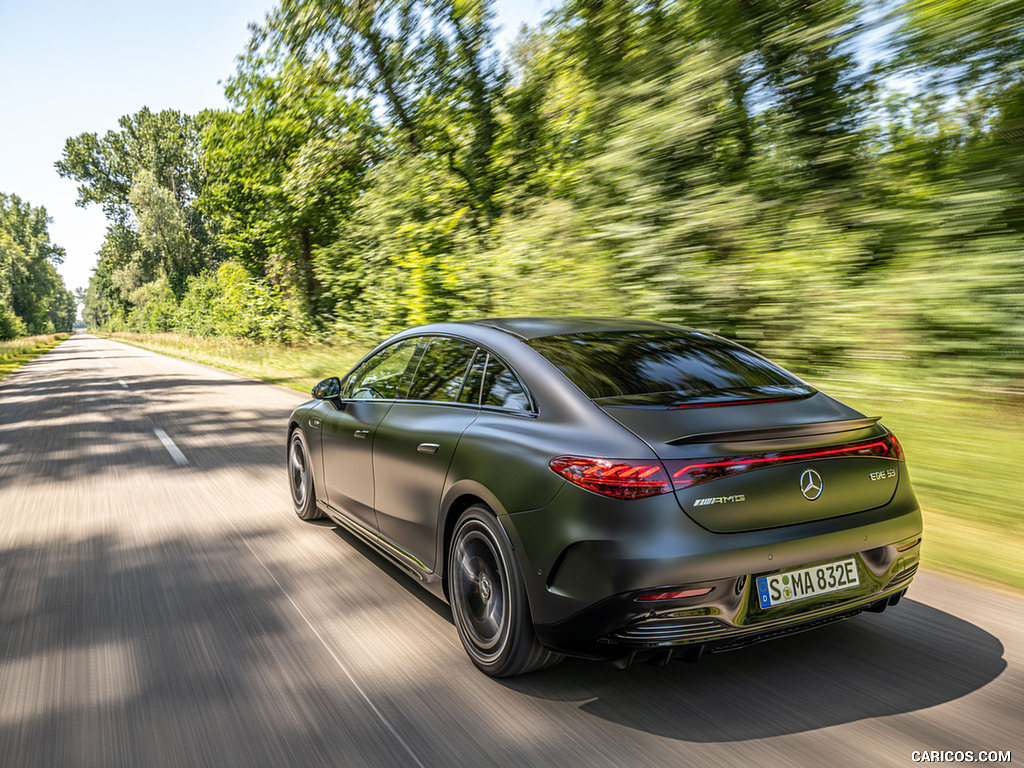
[0,334,1020,768]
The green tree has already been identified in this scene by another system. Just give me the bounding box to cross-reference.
[694,0,865,191]
[259,0,505,225]
[201,57,374,319]
[175,261,291,340]
[56,107,209,226]
[0,193,76,337]
[58,107,214,325]
[313,152,489,334]
[60,0,1022,389]
[896,0,1024,92]
[207,0,508,330]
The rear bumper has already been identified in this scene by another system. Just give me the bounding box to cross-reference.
[532,549,918,662]
[501,477,922,661]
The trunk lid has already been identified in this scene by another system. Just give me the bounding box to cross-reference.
[601,393,902,532]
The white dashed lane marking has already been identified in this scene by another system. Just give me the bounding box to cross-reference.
[153,428,188,466]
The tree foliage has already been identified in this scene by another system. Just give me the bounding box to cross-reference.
[72,0,1023,384]
[59,108,215,327]
[0,194,75,339]
[200,55,374,318]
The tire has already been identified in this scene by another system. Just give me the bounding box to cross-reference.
[288,428,324,520]
[447,506,563,677]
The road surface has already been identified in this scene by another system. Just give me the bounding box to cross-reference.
[0,335,1019,767]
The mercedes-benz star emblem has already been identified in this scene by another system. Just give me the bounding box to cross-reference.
[800,469,823,500]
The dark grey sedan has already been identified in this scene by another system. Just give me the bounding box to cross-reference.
[287,317,922,676]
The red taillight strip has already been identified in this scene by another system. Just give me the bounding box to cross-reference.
[671,440,890,478]
[668,435,902,489]
[549,434,902,498]
[668,396,801,409]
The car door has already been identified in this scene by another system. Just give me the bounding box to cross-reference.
[371,336,481,571]
[319,337,421,532]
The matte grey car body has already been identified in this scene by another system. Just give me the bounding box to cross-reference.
[286,317,922,676]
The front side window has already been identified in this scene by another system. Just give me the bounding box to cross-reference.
[405,337,478,403]
[343,338,420,399]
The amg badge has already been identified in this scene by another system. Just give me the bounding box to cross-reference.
[693,494,746,506]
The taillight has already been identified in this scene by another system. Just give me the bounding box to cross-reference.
[548,456,672,499]
[887,432,905,461]
[665,433,904,490]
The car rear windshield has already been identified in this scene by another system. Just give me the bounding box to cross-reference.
[525,331,815,407]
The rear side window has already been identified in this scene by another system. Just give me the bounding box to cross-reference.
[458,350,486,405]
[405,337,478,403]
[457,350,531,411]
[526,331,814,407]
[480,356,531,411]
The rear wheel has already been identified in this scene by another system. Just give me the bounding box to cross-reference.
[447,506,562,676]
[289,429,323,520]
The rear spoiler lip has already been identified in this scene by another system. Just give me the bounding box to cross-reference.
[666,416,882,445]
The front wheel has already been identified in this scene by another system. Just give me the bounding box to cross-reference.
[288,429,323,520]
[447,506,562,676]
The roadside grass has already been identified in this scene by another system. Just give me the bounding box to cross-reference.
[811,367,1024,595]
[103,332,370,395]
[0,334,70,382]
[104,332,1024,595]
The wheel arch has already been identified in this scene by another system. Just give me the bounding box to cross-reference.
[442,490,563,675]
[438,484,517,602]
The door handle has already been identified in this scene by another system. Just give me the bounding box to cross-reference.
[417,442,440,454]
[354,429,370,439]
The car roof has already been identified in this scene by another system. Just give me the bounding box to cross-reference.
[457,316,690,340]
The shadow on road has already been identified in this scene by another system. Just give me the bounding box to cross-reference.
[0,531,401,767]
[327,525,455,624]
[0,336,299,485]
[502,598,1005,741]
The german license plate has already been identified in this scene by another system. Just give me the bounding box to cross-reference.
[756,558,859,609]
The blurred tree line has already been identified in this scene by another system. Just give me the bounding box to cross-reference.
[0,193,76,339]
[63,0,1023,380]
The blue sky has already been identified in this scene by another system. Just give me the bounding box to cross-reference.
[0,0,557,295]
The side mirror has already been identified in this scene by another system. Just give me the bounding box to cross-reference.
[312,377,343,408]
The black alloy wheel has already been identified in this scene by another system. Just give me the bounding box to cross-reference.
[447,506,561,676]
[289,429,323,520]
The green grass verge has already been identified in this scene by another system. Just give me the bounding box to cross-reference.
[0,334,70,381]
[103,332,370,395]
[808,368,1023,596]
[103,332,1023,595]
